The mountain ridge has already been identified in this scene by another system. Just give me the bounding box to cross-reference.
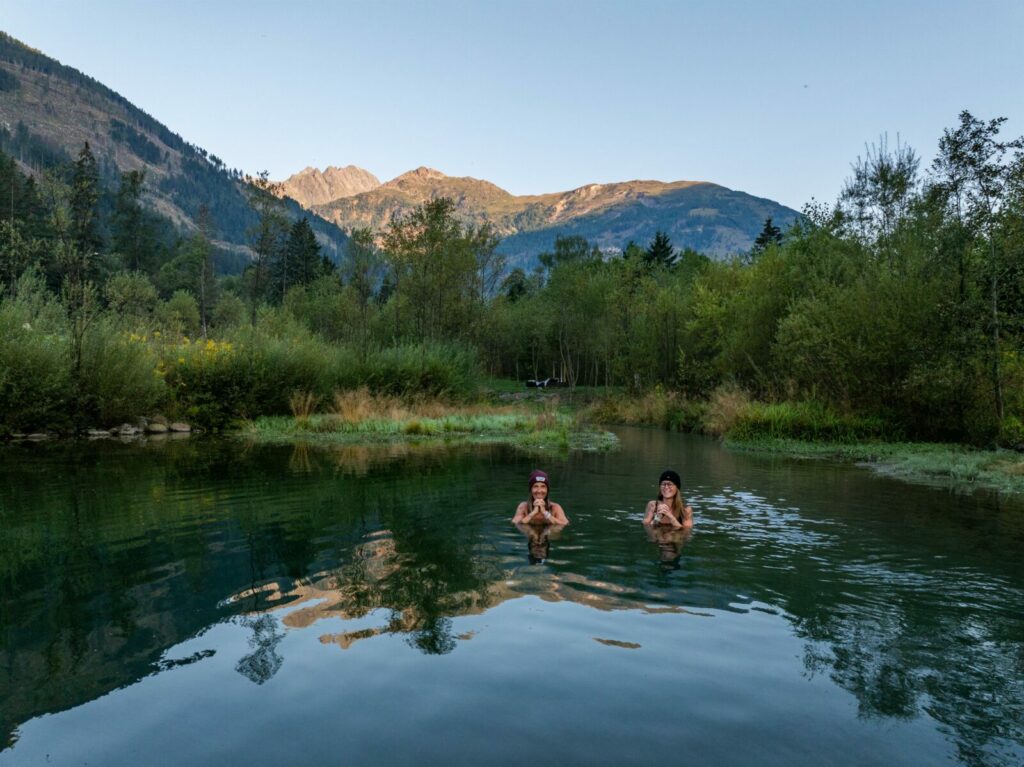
[298,165,797,261]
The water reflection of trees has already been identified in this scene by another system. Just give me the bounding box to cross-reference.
[235,615,284,685]
[693,487,1024,767]
[2,437,1023,765]
[0,441,502,744]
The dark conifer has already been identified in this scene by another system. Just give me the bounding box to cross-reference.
[751,218,783,255]
[645,230,675,268]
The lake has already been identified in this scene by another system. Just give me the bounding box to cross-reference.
[1,428,1022,766]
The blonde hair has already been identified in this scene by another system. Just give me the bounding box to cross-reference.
[656,489,685,522]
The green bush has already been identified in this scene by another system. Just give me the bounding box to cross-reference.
[0,307,72,433]
[361,343,479,398]
[161,336,249,429]
[78,318,168,425]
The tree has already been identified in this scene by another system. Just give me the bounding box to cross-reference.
[69,142,101,264]
[621,240,646,261]
[840,134,919,251]
[155,289,201,337]
[751,218,783,255]
[112,170,151,272]
[157,205,216,335]
[341,227,383,358]
[500,267,529,302]
[105,271,158,322]
[645,231,675,268]
[244,171,287,324]
[0,219,44,295]
[272,217,323,301]
[932,111,1024,425]
[381,197,485,341]
[538,235,602,271]
[471,223,504,305]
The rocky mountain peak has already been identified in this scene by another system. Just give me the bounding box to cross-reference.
[279,165,381,208]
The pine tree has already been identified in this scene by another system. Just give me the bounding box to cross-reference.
[645,231,675,268]
[112,170,150,272]
[69,142,101,262]
[244,171,287,322]
[275,217,322,297]
[751,217,783,255]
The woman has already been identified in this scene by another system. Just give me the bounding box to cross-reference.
[512,470,570,525]
[643,470,693,529]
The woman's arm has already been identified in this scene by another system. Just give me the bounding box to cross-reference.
[512,502,530,523]
[550,503,569,525]
[681,504,694,528]
[642,500,656,525]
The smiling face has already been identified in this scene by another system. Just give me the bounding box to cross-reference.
[531,481,549,500]
[659,480,678,500]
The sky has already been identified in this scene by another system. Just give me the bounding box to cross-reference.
[2,0,1023,211]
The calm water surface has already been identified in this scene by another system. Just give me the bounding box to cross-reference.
[1,428,1023,766]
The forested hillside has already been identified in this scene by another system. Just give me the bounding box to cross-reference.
[0,31,347,269]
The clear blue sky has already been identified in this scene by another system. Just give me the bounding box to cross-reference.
[3,0,1022,210]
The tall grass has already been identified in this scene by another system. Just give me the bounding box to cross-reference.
[581,387,704,432]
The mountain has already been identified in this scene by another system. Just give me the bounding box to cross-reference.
[279,165,381,207]
[307,167,800,264]
[0,31,347,269]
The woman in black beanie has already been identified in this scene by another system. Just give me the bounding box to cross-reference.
[643,469,693,529]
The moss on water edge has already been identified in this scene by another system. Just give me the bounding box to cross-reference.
[726,437,1024,495]
[240,413,618,453]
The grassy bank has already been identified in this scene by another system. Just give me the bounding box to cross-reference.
[580,385,1024,494]
[726,437,1024,495]
[242,390,617,452]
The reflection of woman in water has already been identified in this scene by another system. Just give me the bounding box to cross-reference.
[642,470,693,529]
[512,470,569,525]
[645,524,691,571]
[516,522,560,564]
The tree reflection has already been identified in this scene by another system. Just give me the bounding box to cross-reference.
[234,615,284,685]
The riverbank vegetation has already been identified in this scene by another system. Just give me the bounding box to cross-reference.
[243,389,615,451]
[2,111,1023,457]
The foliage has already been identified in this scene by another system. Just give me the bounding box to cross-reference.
[2,110,1024,448]
[77,319,168,424]
[105,271,158,322]
[0,282,71,433]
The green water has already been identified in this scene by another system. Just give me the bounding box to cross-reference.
[1,428,1022,766]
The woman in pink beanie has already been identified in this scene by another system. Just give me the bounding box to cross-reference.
[512,470,569,525]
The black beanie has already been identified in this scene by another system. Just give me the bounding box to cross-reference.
[659,470,681,489]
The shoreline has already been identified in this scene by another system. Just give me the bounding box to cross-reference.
[725,436,1024,496]
[240,413,618,453]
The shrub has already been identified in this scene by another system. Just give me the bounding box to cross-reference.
[0,306,71,433]
[155,290,201,337]
[105,271,158,322]
[78,319,168,425]
[211,293,246,329]
[701,385,752,437]
[161,336,247,428]
[361,342,479,398]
